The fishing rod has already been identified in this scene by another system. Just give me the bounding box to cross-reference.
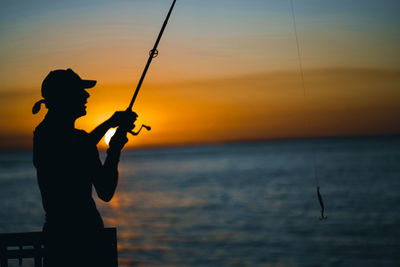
[121,0,177,136]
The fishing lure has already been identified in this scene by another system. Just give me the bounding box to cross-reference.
[317,186,327,220]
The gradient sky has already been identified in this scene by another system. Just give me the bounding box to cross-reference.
[0,0,399,149]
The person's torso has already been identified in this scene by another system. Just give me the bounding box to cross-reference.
[33,118,103,230]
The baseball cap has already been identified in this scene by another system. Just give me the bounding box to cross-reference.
[41,68,96,99]
[32,68,96,114]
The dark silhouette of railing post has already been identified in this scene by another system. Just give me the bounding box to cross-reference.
[0,228,118,267]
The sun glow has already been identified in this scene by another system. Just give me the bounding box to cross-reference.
[104,128,117,145]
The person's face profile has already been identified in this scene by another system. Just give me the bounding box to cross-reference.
[70,88,90,118]
[55,87,90,118]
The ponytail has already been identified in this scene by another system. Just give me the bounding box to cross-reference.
[32,99,46,114]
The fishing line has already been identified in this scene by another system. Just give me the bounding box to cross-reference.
[289,0,326,219]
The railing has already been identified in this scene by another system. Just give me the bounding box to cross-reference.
[0,228,118,267]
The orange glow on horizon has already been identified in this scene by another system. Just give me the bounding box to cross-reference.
[0,68,399,150]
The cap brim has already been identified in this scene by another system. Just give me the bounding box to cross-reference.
[82,80,96,89]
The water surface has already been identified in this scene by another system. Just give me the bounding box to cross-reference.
[1,137,399,266]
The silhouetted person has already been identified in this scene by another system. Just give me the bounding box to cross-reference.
[32,69,136,266]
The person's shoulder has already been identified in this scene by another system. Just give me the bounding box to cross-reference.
[33,120,57,152]
[34,120,50,139]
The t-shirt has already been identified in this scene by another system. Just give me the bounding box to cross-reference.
[33,116,104,231]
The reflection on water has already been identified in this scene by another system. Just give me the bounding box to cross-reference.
[1,137,400,266]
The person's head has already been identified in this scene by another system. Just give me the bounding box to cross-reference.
[32,69,96,119]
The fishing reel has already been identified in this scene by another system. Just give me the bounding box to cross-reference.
[111,124,150,147]
[128,124,151,136]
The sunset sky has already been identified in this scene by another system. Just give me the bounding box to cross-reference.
[0,0,399,149]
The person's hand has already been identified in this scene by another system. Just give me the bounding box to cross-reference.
[107,110,137,151]
[108,110,138,128]
[108,129,129,151]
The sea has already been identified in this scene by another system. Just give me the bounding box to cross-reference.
[0,137,399,267]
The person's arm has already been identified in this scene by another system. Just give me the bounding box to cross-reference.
[92,112,136,202]
[89,111,138,145]
[93,130,129,202]
[93,138,126,202]
[89,120,113,145]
